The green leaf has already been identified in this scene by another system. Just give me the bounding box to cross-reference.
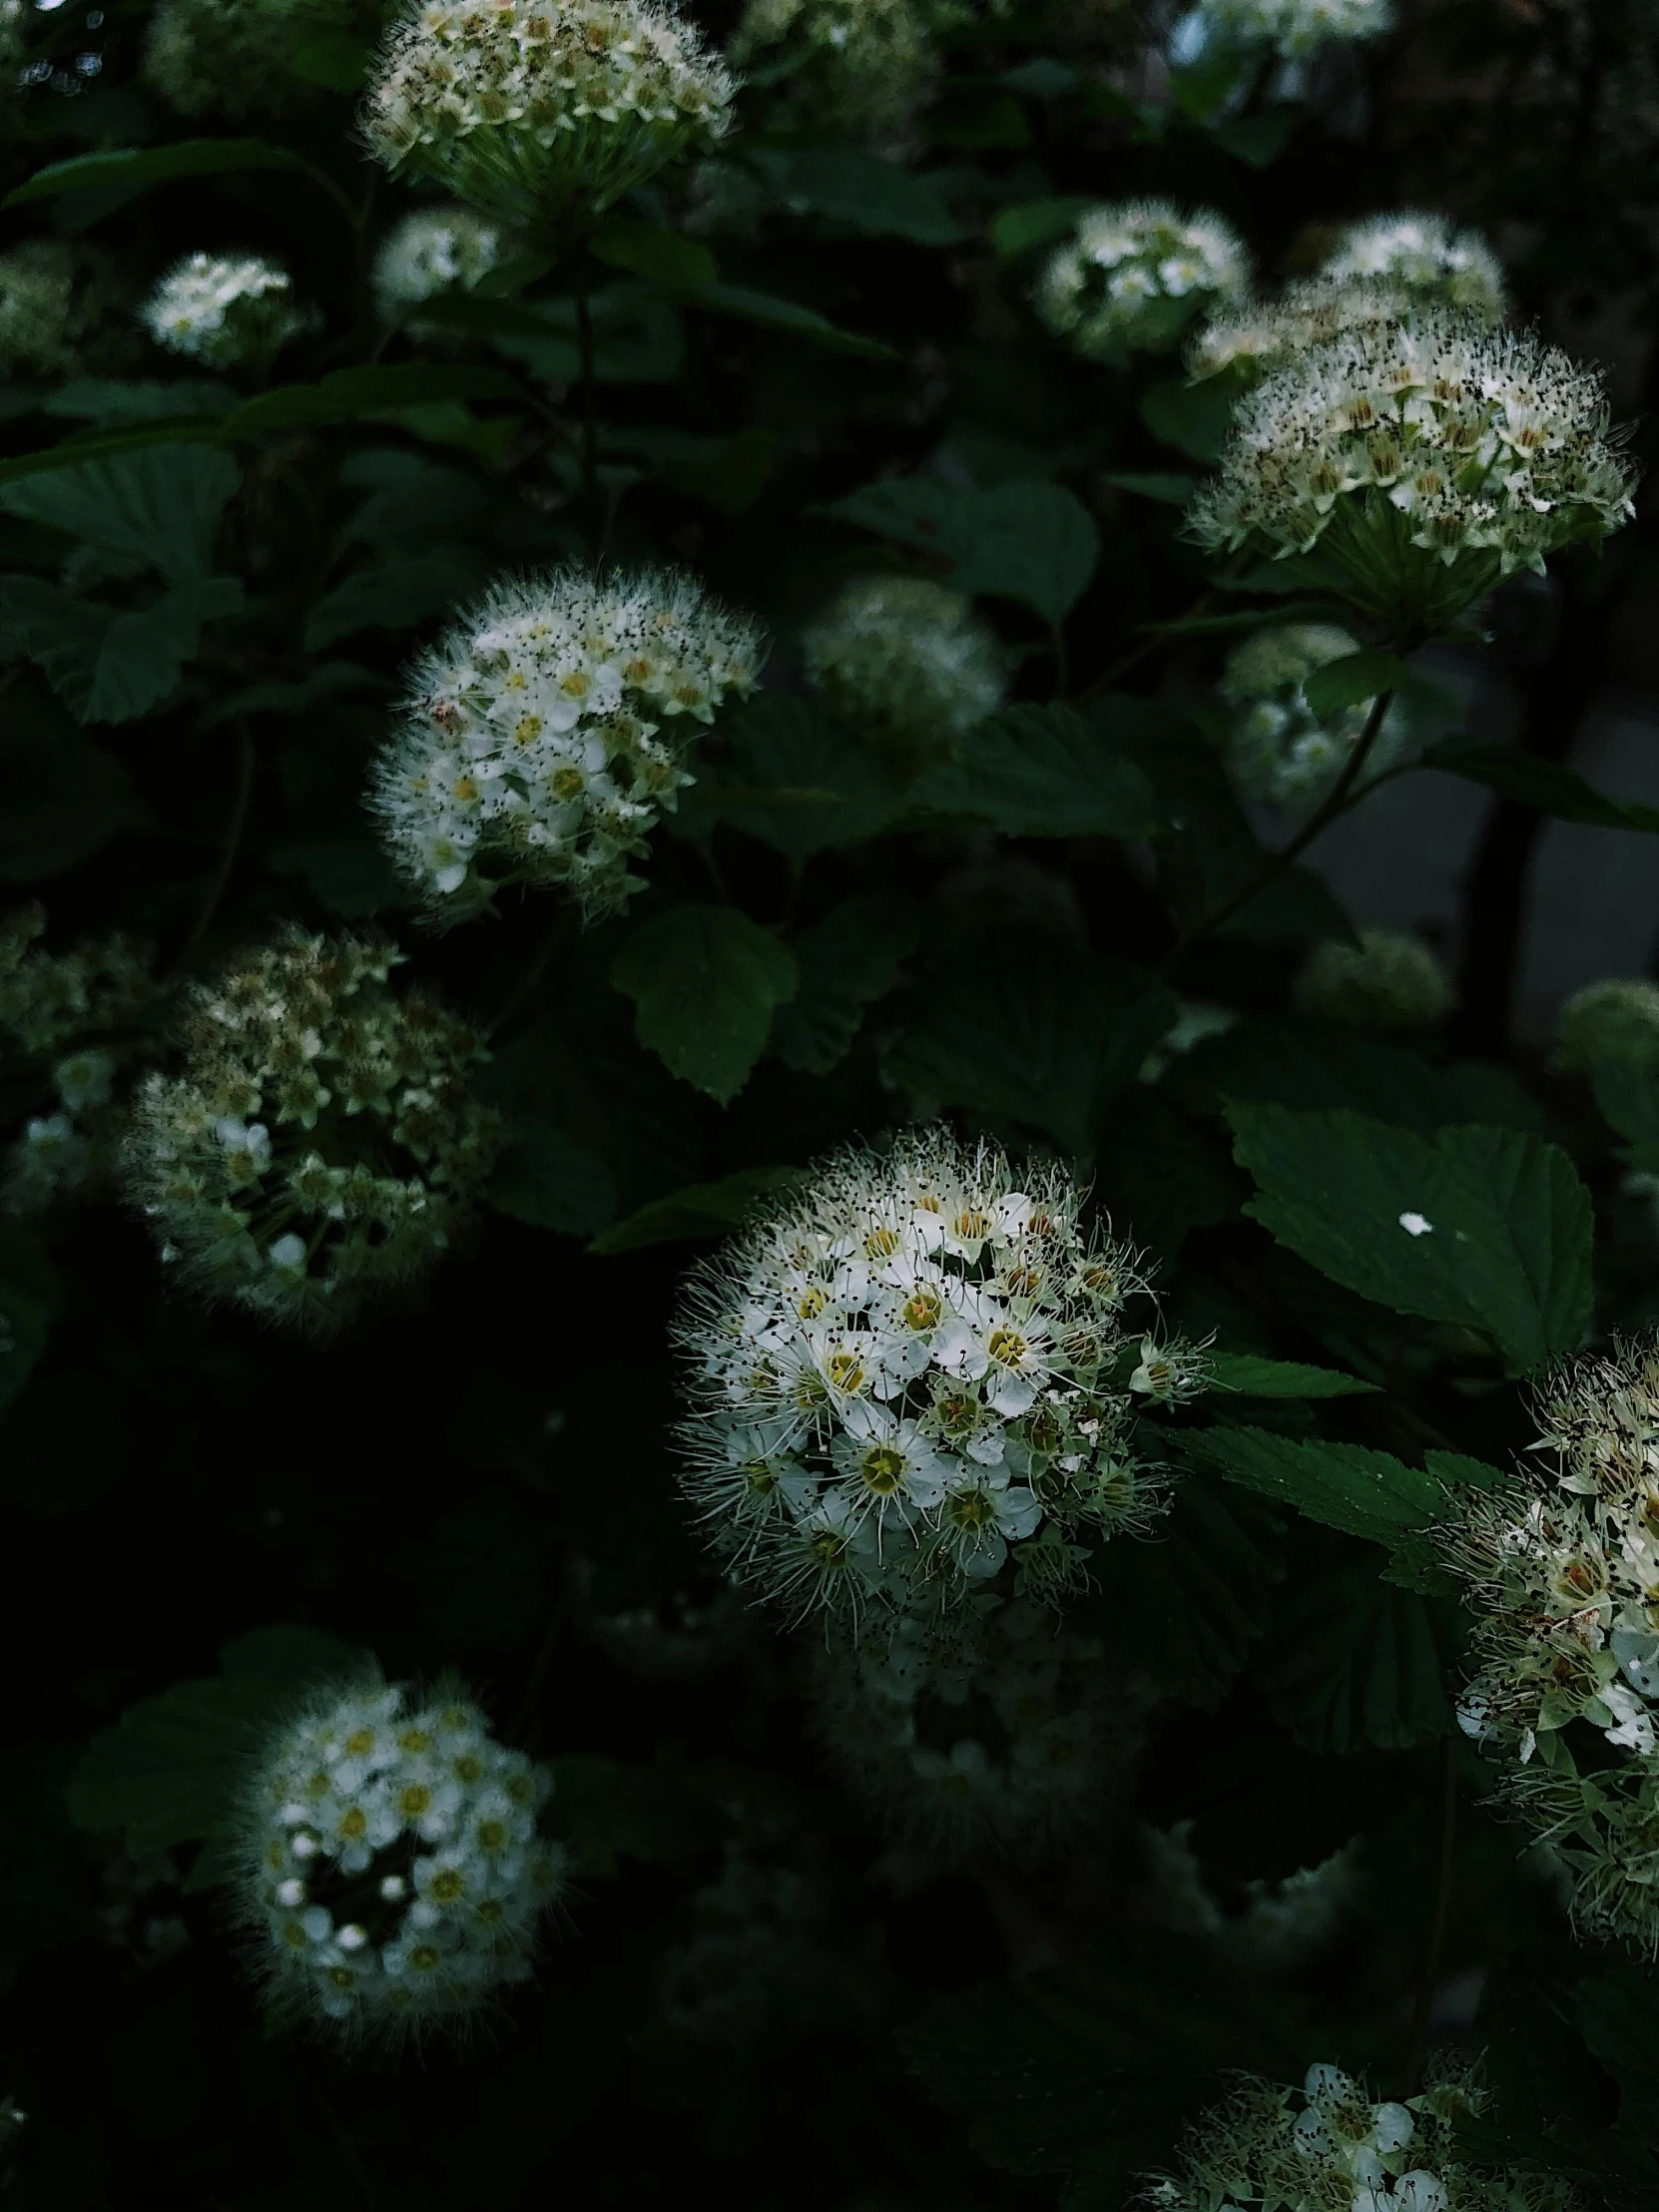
[944,481,1099,622]
[760,149,971,245]
[1087,1480,1283,1707]
[1138,377,1238,463]
[911,703,1159,836]
[265,837,404,918]
[590,1166,809,1254]
[45,378,235,425]
[1208,1354,1381,1398]
[989,195,1095,257]
[1590,1061,1659,1172]
[0,419,229,487]
[771,893,921,1074]
[611,905,800,1104]
[1256,1558,1455,1752]
[1100,470,1199,506]
[286,24,371,90]
[223,363,527,437]
[1210,107,1301,166]
[65,1627,357,1856]
[1184,1425,1442,1553]
[0,691,150,878]
[1423,736,1659,833]
[589,215,719,289]
[704,693,909,861]
[1,574,244,725]
[679,280,897,359]
[5,138,311,210]
[1227,1104,1595,1375]
[885,937,1176,1154]
[488,1123,618,1237]
[0,443,240,585]
[1302,650,1409,719]
[0,1225,61,1416]
[547,1756,721,1878]
[301,545,489,650]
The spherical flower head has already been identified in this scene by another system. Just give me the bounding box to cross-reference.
[1294,928,1452,1031]
[801,577,1005,765]
[139,254,307,371]
[124,927,502,1331]
[1439,1334,1659,1957]
[1186,309,1637,638]
[0,241,86,380]
[1186,0,1393,63]
[1219,624,1408,808]
[1036,200,1250,365]
[1552,977,1659,1073]
[673,1126,1203,1630]
[372,205,503,323]
[232,1673,566,2045]
[369,566,766,926]
[0,904,155,1216]
[1322,211,1507,322]
[728,0,937,152]
[809,1598,1152,1862]
[143,0,342,122]
[363,0,736,234]
[1143,2062,1553,2212]
[1188,275,1415,391]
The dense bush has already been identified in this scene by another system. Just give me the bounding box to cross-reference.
[2,0,1659,2204]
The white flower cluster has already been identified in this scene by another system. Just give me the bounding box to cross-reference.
[143,0,328,121]
[372,204,503,322]
[729,0,937,151]
[235,1677,566,2041]
[1036,200,1250,365]
[1552,977,1659,1072]
[675,1128,1206,1629]
[1189,276,1414,390]
[1145,1822,1365,1973]
[811,1598,1152,1860]
[1217,623,1407,808]
[370,567,766,924]
[1294,929,1453,1031]
[1187,310,1636,633]
[1185,0,1393,63]
[1442,1338,1659,1956]
[1324,212,1507,321]
[1144,2064,1565,2212]
[0,905,154,1216]
[0,241,85,379]
[802,577,1004,763]
[125,928,502,1330]
[363,0,736,231]
[139,253,306,369]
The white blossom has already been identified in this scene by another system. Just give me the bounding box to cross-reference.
[139,253,306,369]
[369,567,765,924]
[1218,623,1408,808]
[1036,200,1249,364]
[1183,0,1393,64]
[372,205,502,321]
[802,576,1004,762]
[1322,211,1507,321]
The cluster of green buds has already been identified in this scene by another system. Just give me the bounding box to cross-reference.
[1294,928,1453,1032]
[802,576,1005,765]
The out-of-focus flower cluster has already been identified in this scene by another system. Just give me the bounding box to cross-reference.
[811,1597,1153,1860]
[1442,1337,1659,1956]
[1180,0,1392,64]
[1324,212,1507,320]
[0,905,154,1216]
[1295,928,1453,1031]
[0,240,111,379]
[1553,977,1659,1073]
[140,253,306,369]
[235,1677,566,2040]
[1037,199,1249,363]
[1187,310,1635,633]
[729,0,936,151]
[802,577,1004,762]
[1144,2062,1572,2212]
[1143,1821,1365,1973]
[1217,623,1407,808]
[144,0,345,121]
[363,0,735,230]
[675,1127,1206,1629]
[125,928,501,1330]
[372,205,503,322]
[370,567,765,924]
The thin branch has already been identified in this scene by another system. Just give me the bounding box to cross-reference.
[169,720,257,976]
[574,282,601,563]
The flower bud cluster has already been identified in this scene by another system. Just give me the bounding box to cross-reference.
[1185,0,1392,62]
[802,577,1004,763]
[1441,1338,1659,1955]
[1036,200,1250,364]
[143,0,333,121]
[139,253,306,369]
[1552,977,1659,1073]
[1217,623,1406,808]
[235,1677,566,2040]
[674,1127,1206,1629]
[729,0,937,151]
[363,0,735,231]
[1324,211,1507,321]
[810,1597,1152,1860]
[1144,2063,1566,2212]
[370,567,766,924]
[126,928,501,1330]
[0,241,88,379]
[372,205,503,321]
[0,905,154,1215]
[1294,928,1452,1031]
[1187,310,1636,632]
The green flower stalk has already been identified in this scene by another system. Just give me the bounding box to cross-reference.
[363,0,737,234]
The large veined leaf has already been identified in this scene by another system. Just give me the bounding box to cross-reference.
[0,574,244,725]
[770,894,921,1074]
[1255,1557,1456,1753]
[1207,1354,1380,1398]
[590,1166,809,1254]
[755,148,971,245]
[910,703,1160,838]
[0,443,240,584]
[1183,1425,1444,1555]
[611,905,799,1104]
[1227,1104,1594,1375]
[1424,736,1659,834]
[699,693,909,861]
[301,546,491,650]
[5,138,312,209]
[824,475,1100,620]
